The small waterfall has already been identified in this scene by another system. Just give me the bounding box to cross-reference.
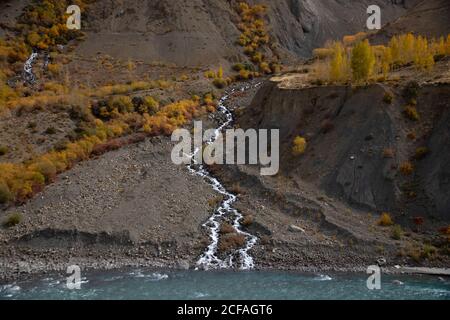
[189,83,261,270]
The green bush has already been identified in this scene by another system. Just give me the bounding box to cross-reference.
[143,96,159,115]
[3,212,22,227]
[391,225,403,240]
[108,96,134,114]
[133,96,159,115]
[0,181,13,204]
[421,244,437,259]
[0,145,9,156]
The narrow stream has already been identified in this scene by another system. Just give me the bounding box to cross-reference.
[23,51,38,84]
[20,50,258,270]
[188,83,260,270]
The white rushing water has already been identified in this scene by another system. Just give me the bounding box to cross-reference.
[188,83,261,270]
[23,51,38,84]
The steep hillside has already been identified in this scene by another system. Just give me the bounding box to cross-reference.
[75,0,418,66]
[238,61,450,222]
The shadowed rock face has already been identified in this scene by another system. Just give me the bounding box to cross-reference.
[416,86,450,220]
[76,0,417,66]
[239,80,450,221]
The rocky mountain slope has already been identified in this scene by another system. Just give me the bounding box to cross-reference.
[371,0,450,43]
[76,0,418,66]
[1,0,449,281]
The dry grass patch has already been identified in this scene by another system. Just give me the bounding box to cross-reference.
[218,233,246,252]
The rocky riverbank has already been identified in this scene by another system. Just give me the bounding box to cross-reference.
[1,80,449,283]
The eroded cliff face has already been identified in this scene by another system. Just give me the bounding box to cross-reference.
[75,0,417,66]
[239,79,450,221]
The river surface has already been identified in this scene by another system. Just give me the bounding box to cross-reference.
[1,269,449,300]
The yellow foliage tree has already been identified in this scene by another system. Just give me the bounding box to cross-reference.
[330,42,349,82]
[217,66,223,79]
[381,47,393,78]
[414,36,435,70]
[351,40,375,82]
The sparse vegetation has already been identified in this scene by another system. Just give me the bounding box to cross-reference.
[218,233,246,252]
[0,145,9,156]
[382,148,395,159]
[391,224,403,240]
[208,196,223,208]
[383,92,394,104]
[0,93,215,205]
[3,212,23,227]
[408,243,439,262]
[47,63,62,77]
[235,2,280,77]
[378,212,394,226]
[403,81,420,103]
[220,222,235,235]
[407,132,417,140]
[404,106,420,121]
[399,161,414,176]
[230,183,243,195]
[292,136,307,155]
[209,66,231,89]
[0,181,14,204]
[241,215,254,227]
[421,244,437,260]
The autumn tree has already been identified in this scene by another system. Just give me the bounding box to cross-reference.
[413,36,434,70]
[217,66,223,79]
[351,40,375,82]
[330,42,349,82]
[381,47,393,78]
